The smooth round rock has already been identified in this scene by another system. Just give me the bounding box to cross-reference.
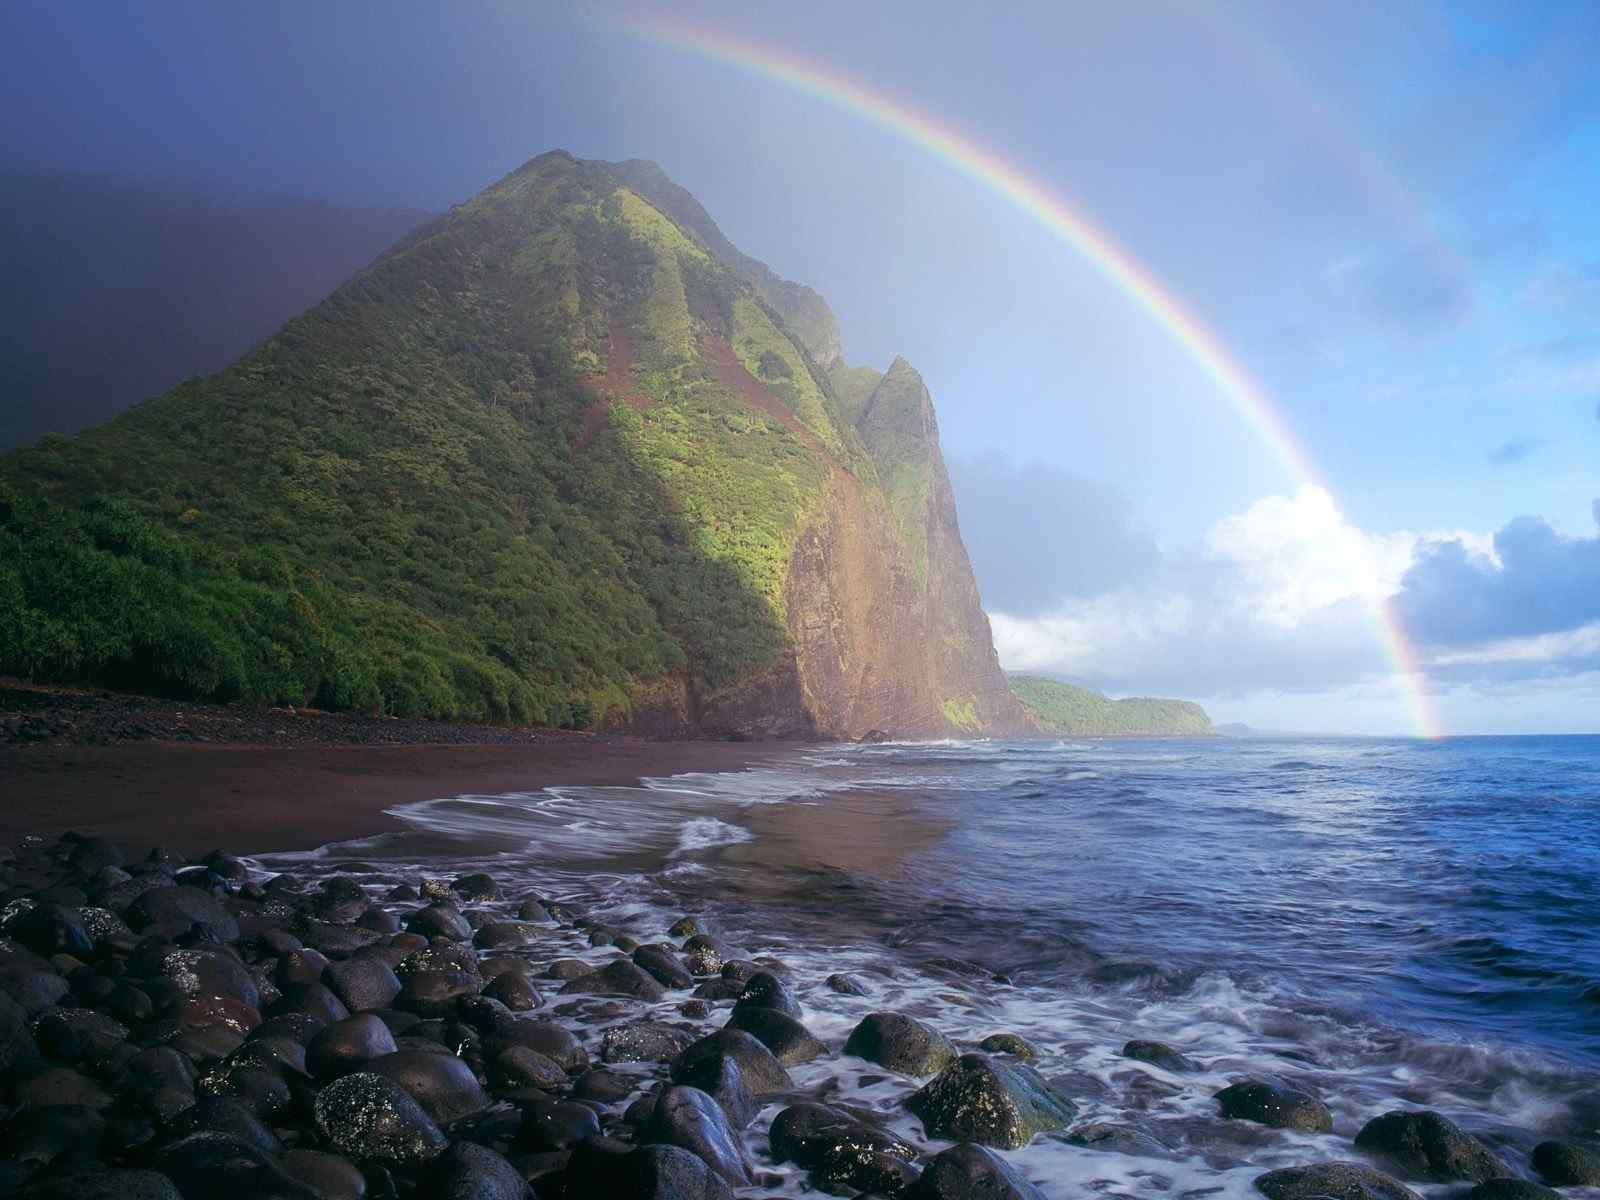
[845,1012,957,1076]
[313,1072,449,1164]
[1255,1162,1424,1200]
[1216,1079,1333,1133]
[1354,1110,1506,1182]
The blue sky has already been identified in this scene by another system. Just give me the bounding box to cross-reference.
[4,0,1598,733]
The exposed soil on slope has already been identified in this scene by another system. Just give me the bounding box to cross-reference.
[574,321,651,452]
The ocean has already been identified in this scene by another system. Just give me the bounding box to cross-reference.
[258,735,1600,1195]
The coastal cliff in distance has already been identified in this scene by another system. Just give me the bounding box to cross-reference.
[1009,674,1213,737]
[0,151,1028,740]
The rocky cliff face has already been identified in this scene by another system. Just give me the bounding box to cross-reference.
[0,151,1027,738]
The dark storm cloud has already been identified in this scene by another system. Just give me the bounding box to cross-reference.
[948,454,1161,616]
[1487,438,1540,466]
[1397,512,1600,646]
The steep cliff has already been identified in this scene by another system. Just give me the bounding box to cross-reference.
[0,152,1026,738]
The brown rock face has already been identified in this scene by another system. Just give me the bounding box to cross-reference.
[700,360,1029,741]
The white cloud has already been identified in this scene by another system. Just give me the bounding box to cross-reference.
[989,485,1494,700]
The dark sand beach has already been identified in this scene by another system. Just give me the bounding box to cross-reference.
[0,738,798,855]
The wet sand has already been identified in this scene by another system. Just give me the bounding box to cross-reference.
[0,738,801,856]
[727,788,954,878]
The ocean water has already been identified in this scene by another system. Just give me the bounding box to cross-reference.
[257,736,1600,1196]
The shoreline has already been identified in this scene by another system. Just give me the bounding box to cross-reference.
[0,737,805,856]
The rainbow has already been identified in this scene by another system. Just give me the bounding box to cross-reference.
[611,15,1445,739]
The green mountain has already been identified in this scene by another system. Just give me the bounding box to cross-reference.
[0,151,1028,738]
[1009,674,1213,737]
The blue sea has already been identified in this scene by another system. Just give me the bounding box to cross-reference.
[261,735,1600,1196]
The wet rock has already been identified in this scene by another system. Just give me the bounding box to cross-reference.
[163,946,262,1007]
[679,999,711,1020]
[1124,1039,1199,1072]
[725,1005,827,1065]
[14,1066,114,1109]
[638,1086,752,1186]
[166,1095,282,1152]
[907,1053,1078,1150]
[398,969,479,1016]
[152,1131,316,1197]
[276,981,350,1025]
[299,923,382,960]
[559,959,666,1001]
[573,1067,635,1103]
[105,982,153,1025]
[0,967,70,1017]
[308,1013,399,1079]
[450,873,498,902]
[770,1101,919,1196]
[14,1167,182,1200]
[473,923,536,951]
[669,917,700,938]
[194,1055,293,1120]
[31,1008,127,1066]
[564,1140,734,1200]
[493,1019,588,1072]
[281,1150,367,1200]
[125,887,238,942]
[1,1104,105,1168]
[279,947,331,987]
[179,993,262,1036]
[1255,1162,1423,1200]
[313,1071,449,1163]
[405,905,472,941]
[9,905,93,958]
[481,972,539,1011]
[355,907,400,935]
[1353,1110,1506,1182]
[1216,1079,1333,1133]
[826,972,868,996]
[603,1020,695,1064]
[1064,1121,1175,1159]
[325,959,402,1013]
[1464,1183,1561,1200]
[908,1142,1043,1199]
[430,1140,525,1200]
[0,993,39,1074]
[366,1048,489,1125]
[672,1028,793,1096]
[398,942,480,979]
[544,958,591,981]
[665,1052,752,1132]
[845,1012,957,1077]
[492,1045,569,1090]
[634,944,694,989]
[731,970,799,1018]
[1532,1140,1600,1186]
[116,1045,198,1120]
[682,936,733,977]
[517,898,553,923]
[518,1097,601,1151]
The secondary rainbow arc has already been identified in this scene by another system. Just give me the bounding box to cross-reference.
[612,16,1444,739]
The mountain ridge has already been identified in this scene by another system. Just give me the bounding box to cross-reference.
[0,151,1028,739]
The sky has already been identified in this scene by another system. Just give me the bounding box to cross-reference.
[3,0,1598,734]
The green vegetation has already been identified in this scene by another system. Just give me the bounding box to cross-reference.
[855,359,937,579]
[1009,674,1214,737]
[829,364,883,426]
[940,695,981,733]
[0,151,865,724]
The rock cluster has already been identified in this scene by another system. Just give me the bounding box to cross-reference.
[0,829,1587,1200]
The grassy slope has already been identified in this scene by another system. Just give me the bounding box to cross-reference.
[1009,674,1213,737]
[0,153,860,726]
